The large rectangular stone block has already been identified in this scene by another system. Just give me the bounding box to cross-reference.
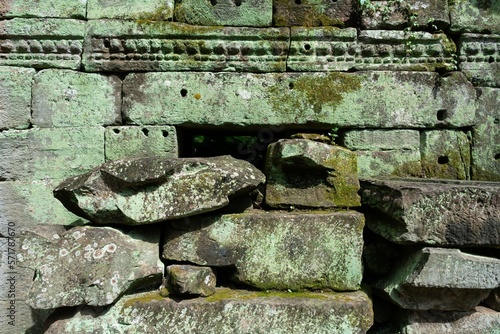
[0,127,104,181]
[0,18,85,69]
[459,34,500,87]
[87,0,173,20]
[32,70,121,127]
[83,20,289,72]
[450,0,500,34]
[0,66,34,130]
[163,211,364,291]
[356,150,422,178]
[0,0,86,18]
[342,129,420,151]
[123,71,476,129]
[273,0,357,27]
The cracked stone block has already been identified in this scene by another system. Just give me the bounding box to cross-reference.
[273,0,357,27]
[0,66,34,130]
[0,18,85,69]
[0,0,87,18]
[459,34,500,88]
[450,0,500,34]
[361,178,500,246]
[105,126,178,161]
[32,70,121,128]
[175,0,272,26]
[165,265,216,297]
[87,0,173,20]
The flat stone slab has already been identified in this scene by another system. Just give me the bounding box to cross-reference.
[87,0,173,20]
[459,34,500,88]
[375,247,500,311]
[54,156,265,225]
[342,130,420,151]
[123,71,476,129]
[450,0,500,34]
[174,0,272,26]
[163,211,364,291]
[19,225,163,309]
[32,70,121,127]
[0,127,105,181]
[0,66,34,130]
[83,20,289,72]
[0,0,86,18]
[361,178,500,246]
[356,150,422,178]
[0,18,85,69]
[273,0,357,27]
[265,139,361,208]
[45,289,373,334]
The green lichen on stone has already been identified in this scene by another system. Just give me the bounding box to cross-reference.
[203,288,329,302]
[122,291,164,308]
[88,0,173,20]
[273,0,348,27]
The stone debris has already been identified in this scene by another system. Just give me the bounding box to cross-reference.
[165,265,216,297]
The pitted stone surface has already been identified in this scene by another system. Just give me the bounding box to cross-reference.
[87,0,173,20]
[459,34,500,88]
[0,18,85,69]
[0,0,87,18]
[83,20,289,72]
[450,0,500,34]
[54,156,265,225]
[361,178,500,246]
[273,0,357,27]
[165,265,216,297]
[45,289,373,334]
[0,66,34,130]
[19,225,163,309]
[163,211,364,291]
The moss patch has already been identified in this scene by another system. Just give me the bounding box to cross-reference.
[204,288,329,302]
[122,291,164,308]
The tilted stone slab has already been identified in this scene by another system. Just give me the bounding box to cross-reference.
[54,156,265,225]
[375,248,500,311]
[472,88,500,181]
[83,20,289,72]
[105,126,178,161]
[0,66,34,130]
[32,70,121,127]
[163,211,364,291]
[356,150,422,178]
[459,34,500,87]
[123,71,476,129]
[360,178,500,246]
[174,0,272,27]
[342,130,420,151]
[450,0,500,34]
[0,127,104,181]
[265,139,361,208]
[0,18,85,69]
[0,0,86,18]
[87,0,173,20]
[273,0,357,27]
[45,289,373,334]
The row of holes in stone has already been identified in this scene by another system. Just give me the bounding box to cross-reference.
[209,0,338,5]
[112,128,169,138]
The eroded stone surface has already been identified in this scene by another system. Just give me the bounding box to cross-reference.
[45,289,373,334]
[273,0,357,27]
[0,66,34,130]
[54,156,265,225]
[265,139,361,208]
[342,130,420,151]
[450,0,500,34]
[165,265,216,297]
[0,0,86,18]
[459,34,500,87]
[356,150,422,178]
[87,0,173,20]
[163,211,364,291]
[361,178,500,246]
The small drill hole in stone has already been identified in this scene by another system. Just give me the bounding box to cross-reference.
[210,0,217,5]
[180,88,188,97]
[438,156,449,164]
[488,56,494,63]
[304,44,311,51]
[142,128,149,137]
[494,118,499,124]
[162,130,169,138]
[289,82,294,89]
[437,109,447,121]
[103,39,110,48]
[495,153,500,160]
[234,0,242,6]
[112,129,120,134]
[295,0,301,4]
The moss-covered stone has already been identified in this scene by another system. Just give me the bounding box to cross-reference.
[459,33,500,88]
[0,66,34,130]
[87,0,173,20]
[273,0,357,27]
[0,0,86,18]
[342,130,420,151]
[356,150,422,178]
[450,0,500,33]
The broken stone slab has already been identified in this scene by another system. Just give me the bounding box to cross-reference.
[45,288,373,334]
[356,150,422,178]
[450,0,500,34]
[165,265,216,297]
[123,71,476,129]
[105,126,178,161]
[174,0,272,26]
[273,0,357,27]
[82,20,289,72]
[18,225,163,309]
[484,288,500,311]
[472,88,500,181]
[163,211,364,291]
[0,0,86,18]
[0,127,105,182]
[32,70,121,127]
[265,139,361,208]
[342,130,420,151]
[375,247,500,311]
[0,18,85,69]
[420,130,471,180]
[87,0,173,20]
[0,66,34,130]
[54,156,265,225]
[361,178,500,246]
[459,34,500,88]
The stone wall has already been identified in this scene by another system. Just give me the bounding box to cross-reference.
[0,0,499,333]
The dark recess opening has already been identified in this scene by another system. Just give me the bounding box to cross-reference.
[438,156,449,164]
[436,109,447,121]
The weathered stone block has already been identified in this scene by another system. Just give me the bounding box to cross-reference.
[0,0,86,18]
[87,0,173,20]
[0,299,51,334]
[83,20,289,72]
[265,139,361,208]
[361,178,500,246]
[163,211,364,291]
[459,34,500,87]
[165,265,216,297]
[45,289,373,334]
[342,130,420,151]
[450,0,500,34]
[421,130,471,180]
[356,150,422,178]
[123,71,476,129]
[105,126,178,161]
[32,70,121,128]
[175,0,272,26]
[472,88,500,181]
[375,248,500,311]
[0,127,104,181]
[0,66,34,130]
[273,0,357,27]
[484,288,500,312]
[0,18,85,69]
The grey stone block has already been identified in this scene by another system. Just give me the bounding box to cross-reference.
[0,66,34,130]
